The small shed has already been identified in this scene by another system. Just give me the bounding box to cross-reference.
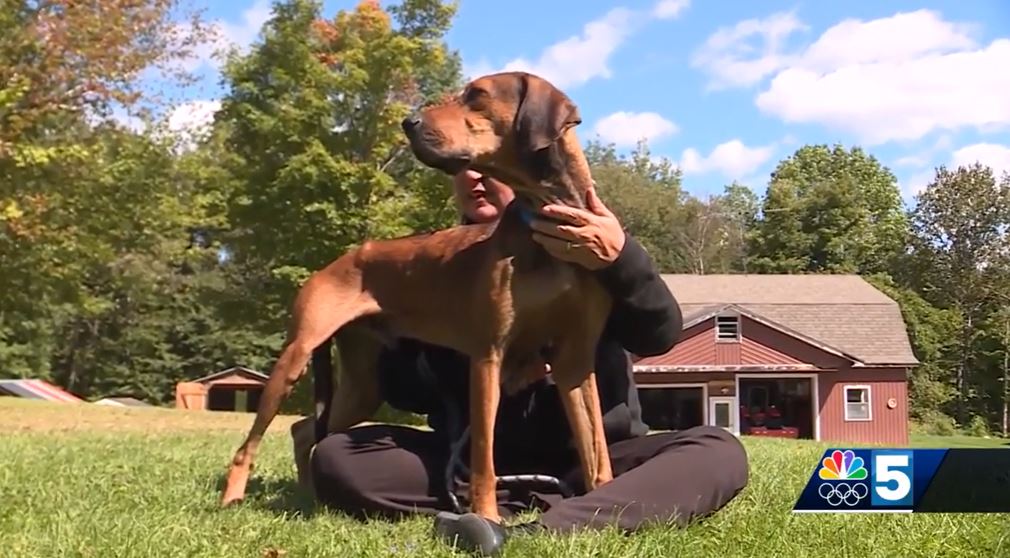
[0,379,83,403]
[94,396,153,408]
[175,366,268,413]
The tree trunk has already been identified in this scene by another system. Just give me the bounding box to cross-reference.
[957,313,972,425]
[1003,317,1009,437]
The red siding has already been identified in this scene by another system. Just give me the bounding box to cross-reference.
[818,368,909,446]
[636,316,847,368]
[715,342,741,365]
[637,322,714,366]
[740,336,805,365]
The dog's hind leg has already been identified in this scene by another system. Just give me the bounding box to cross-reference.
[292,324,384,494]
[221,266,380,507]
[550,286,615,493]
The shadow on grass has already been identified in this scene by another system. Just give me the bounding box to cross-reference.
[211,473,320,520]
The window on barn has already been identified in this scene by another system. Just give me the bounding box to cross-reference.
[716,315,741,342]
[844,385,872,421]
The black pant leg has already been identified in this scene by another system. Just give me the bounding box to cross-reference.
[310,424,453,520]
[310,424,534,521]
[538,425,749,532]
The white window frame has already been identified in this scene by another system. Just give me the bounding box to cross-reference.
[715,314,741,342]
[843,384,872,422]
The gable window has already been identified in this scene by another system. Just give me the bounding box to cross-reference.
[716,315,740,342]
[844,385,872,421]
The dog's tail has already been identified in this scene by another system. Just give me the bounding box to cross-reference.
[311,335,335,444]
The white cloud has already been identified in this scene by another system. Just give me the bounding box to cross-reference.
[793,10,977,72]
[678,139,776,179]
[485,8,639,89]
[464,2,683,88]
[899,169,937,198]
[163,100,222,151]
[951,142,1010,179]
[895,155,928,168]
[167,100,222,133]
[690,11,808,89]
[897,142,1010,200]
[653,0,690,20]
[711,9,1010,145]
[592,111,678,147]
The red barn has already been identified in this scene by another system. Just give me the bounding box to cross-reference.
[633,274,918,446]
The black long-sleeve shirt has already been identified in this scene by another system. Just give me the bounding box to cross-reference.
[375,234,683,472]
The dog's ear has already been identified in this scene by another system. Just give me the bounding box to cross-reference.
[514,73,582,152]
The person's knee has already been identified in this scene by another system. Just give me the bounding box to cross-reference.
[310,432,371,506]
[680,426,749,487]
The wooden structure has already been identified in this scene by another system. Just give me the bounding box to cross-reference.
[633,274,918,446]
[0,379,83,403]
[175,366,268,412]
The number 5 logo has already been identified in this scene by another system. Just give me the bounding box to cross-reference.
[872,450,914,507]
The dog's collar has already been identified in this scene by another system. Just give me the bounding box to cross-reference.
[516,204,536,226]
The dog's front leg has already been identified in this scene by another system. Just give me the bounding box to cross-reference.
[469,351,503,523]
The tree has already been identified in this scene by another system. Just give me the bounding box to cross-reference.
[750,144,908,274]
[0,0,210,163]
[215,0,464,329]
[905,163,1010,423]
[0,0,213,385]
[584,140,687,272]
[865,273,961,426]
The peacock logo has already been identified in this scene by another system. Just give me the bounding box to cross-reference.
[818,449,868,480]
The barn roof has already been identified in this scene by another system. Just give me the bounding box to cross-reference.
[0,379,84,403]
[659,274,919,366]
[192,366,268,384]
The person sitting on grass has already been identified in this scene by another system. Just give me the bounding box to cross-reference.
[291,169,750,555]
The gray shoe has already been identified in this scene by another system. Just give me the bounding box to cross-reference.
[433,511,508,556]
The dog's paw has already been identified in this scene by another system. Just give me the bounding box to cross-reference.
[220,490,246,508]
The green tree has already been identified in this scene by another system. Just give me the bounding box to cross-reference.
[216,0,463,329]
[750,144,909,274]
[0,0,211,384]
[585,140,687,272]
[865,273,961,427]
[905,163,1010,424]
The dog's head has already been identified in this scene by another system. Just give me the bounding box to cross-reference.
[401,71,587,206]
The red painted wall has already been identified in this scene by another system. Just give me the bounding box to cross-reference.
[818,368,909,446]
[636,316,850,369]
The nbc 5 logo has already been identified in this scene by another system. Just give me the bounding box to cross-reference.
[871,450,914,507]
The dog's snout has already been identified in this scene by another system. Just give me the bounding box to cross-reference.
[401,114,423,134]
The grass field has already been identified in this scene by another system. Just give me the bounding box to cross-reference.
[2,398,1009,557]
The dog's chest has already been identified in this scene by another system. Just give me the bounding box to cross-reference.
[504,255,578,315]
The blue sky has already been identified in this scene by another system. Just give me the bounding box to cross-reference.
[165,0,1010,206]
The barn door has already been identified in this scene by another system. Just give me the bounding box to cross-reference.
[175,382,208,410]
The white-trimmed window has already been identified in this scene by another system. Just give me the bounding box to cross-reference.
[715,315,740,342]
[844,385,872,421]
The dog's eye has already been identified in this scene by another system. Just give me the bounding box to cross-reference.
[463,87,488,105]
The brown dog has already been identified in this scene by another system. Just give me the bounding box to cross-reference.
[220,71,615,524]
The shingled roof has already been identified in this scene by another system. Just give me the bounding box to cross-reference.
[659,274,919,366]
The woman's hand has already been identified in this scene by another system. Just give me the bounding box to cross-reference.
[529,186,626,270]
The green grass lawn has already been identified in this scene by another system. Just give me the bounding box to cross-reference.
[2,398,1009,557]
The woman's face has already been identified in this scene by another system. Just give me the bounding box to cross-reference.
[451,169,515,223]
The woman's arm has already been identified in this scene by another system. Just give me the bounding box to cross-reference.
[594,235,683,356]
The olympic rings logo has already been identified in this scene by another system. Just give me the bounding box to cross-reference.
[818,482,869,507]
